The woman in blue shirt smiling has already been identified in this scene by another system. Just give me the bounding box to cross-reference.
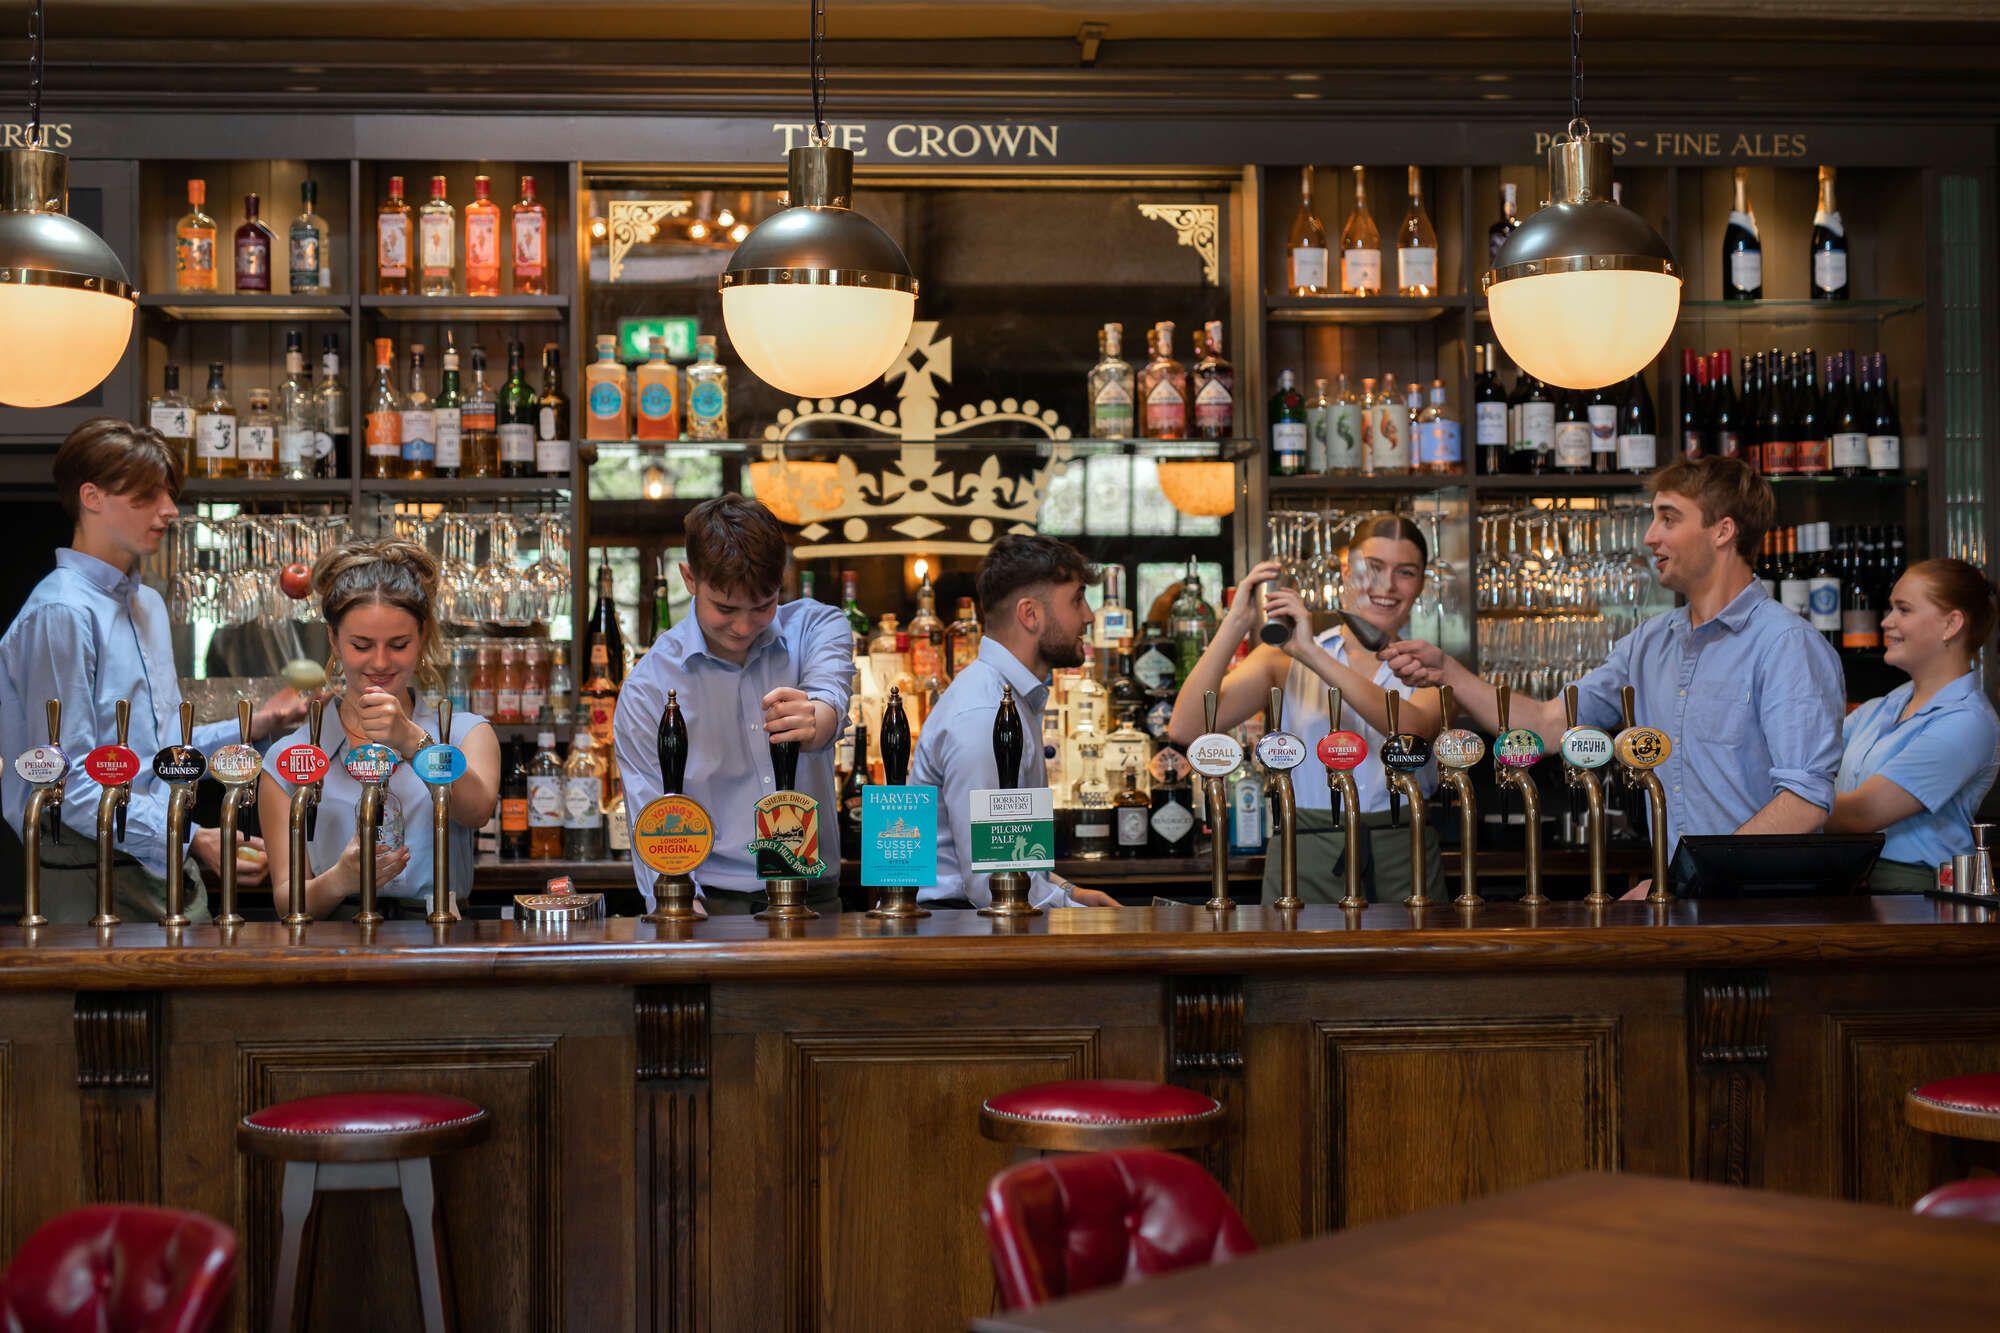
[1827,558,2000,892]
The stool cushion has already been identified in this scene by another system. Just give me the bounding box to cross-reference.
[0,1205,237,1333]
[1913,1178,2000,1224]
[1905,1073,2000,1143]
[981,1080,1225,1151]
[238,1091,491,1163]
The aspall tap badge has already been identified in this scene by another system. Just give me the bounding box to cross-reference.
[1434,728,1488,770]
[748,791,827,879]
[14,743,67,787]
[1614,725,1673,770]
[1380,731,1433,774]
[1560,726,1616,770]
[83,742,140,787]
[1254,730,1307,772]
[1317,729,1369,772]
[274,739,330,785]
[1494,728,1546,769]
[152,742,208,785]
[635,794,715,878]
[411,741,469,787]
[1187,731,1245,779]
[342,742,400,784]
[209,741,262,787]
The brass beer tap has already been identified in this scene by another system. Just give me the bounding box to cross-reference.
[867,687,929,920]
[1615,685,1674,905]
[642,689,705,923]
[210,700,262,929]
[1379,691,1432,907]
[17,699,70,929]
[1262,687,1303,911]
[418,699,460,925]
[1318,686,1367,911]
[1492,685,1547,907]
[979,683,1041,919]
[91,699,136,928]
[157,700,205,929]
[1433,686,1487,909]
[1188,690,1241,914]
[1560,685,1613,906]
[283,698,330,927]
[754,731,820,922]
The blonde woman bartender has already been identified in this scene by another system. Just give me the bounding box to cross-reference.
[260,540,500,918]
[1166,514,1444,904]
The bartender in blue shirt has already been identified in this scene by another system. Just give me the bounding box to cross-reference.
[613,495,853,915]
[1385,458,1846,860]
[0,419,303,922]
[1825,558,2000,892]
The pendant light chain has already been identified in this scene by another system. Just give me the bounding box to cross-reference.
[28,0,43,143]
[1568,0,1588,142]
[809,0,828,147]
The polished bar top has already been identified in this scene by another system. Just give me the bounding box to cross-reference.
[0,896,1991,988]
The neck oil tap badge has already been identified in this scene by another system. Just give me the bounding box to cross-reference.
[748,791,826,879]
[1434,728,1487,770]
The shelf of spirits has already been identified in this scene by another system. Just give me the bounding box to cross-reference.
[360,477,574,497]
[1676,298,1924,324]
[180,478,352,500]
[362,294,571,322]
[138,293,351,322]
[1263,295,1467,325]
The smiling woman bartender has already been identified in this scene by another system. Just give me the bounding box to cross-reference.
[1166,514,1444,903]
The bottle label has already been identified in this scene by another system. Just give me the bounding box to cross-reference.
[1616,433,1657,472]
[527,775,562,827]
[1867,435,1901,471]
[1417,420,1461,466]
[1779,578,1811,616]
[1373,406,1410,468]
[563,776,600,829]
[463,405,498,433]
[1587,403,1618,453]
[589,382,624,419]
[1272,421,1308,465]
[1762,438,1796,474]
[1521,402,1555,453]
[1150,799,1194,845]
[639,383,675,419]
[1729,249,1762,293]
[280,428,312,468]
[513,211,546,275]
[1194,378,1233,434]
[378,216,408,277]
[471,687,498,717]
[499,422,534,463]
[1842,610,1882,650]
[1116,806,1149,848]
[1831,432,1868,470]
[1134,648,1176,691]
[400,409,436,462]
[1341,248,1381,292]
[1092,388,1134,440]
[1290,246,1328,290]
[496,689,522,721]
[238,424,275,462]
[1795,438,1830,474]
[313,429,336,459]
[1682,429,1704,461]
[689,382,725,423]
[435,407,462,468]
[467,214,499,272]
[1554,421,1593,469]
[1397,246,1437,291]
[289,233,319,288]
[177,230,214,281]
[536,433,570,474]
[1304,406,1330,470]
[522,685,546,721]
[150,404,191,439]
[365,410,400,457]
[501,796,529,834]
[1144,377,1184,436]
[195,413,235,459]
[1814,250,1848,294]
[1475,401,1507,449]
[420,213,453,272]
[1809,578,1841,631]
[236,237,269,283]
[1328,403,1363,469]
[1715,429,1742,459]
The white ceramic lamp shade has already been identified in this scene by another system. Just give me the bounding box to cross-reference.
[0,148,135,407]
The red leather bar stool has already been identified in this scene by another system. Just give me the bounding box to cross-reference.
[1904,1073,2000,1146]
[979,1078,1226,1157]
[1913,1178,2000,1224]
[237,1091,490,1333]
[0,1204,238,1333]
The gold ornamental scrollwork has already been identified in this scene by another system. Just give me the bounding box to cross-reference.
[1136,203,1220,286]
[606,199,692,282]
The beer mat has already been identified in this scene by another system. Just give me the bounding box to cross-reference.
[513,892,604,920]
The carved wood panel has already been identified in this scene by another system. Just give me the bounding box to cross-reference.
[1689,970,1771,1187]
[784,1030,1098,1333]
[73,991,159,1205]
[637,985,709,1333]
[1312,1017,1621,1230]
[1828,1009,2000,1206]
[236,1037,562,1333]
[1169,975,1245,1199]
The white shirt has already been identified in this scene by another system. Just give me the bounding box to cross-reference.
[1280,625,1438,813]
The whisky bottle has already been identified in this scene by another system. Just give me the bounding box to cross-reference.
[1396,166,1439,297]
[238,388,277,480]
[908,573,945,701]
[175,179,217,293]
[419,175,456,297]
[194,362,237,480]
[684,335,729,440]
[465,175,501,298]
[463,345,499,478]
[316,335,348,478]
[278,332,314,481]
[1192,319,1234,440]
[585,333,629,441]
[1287,165,1329,295]
[364,337,402,479]
[945,596,982,678]
[512,175,549,295]
[1339,165,1382,297]
[1112,764,1150,859]
[1139,321,1187,440]
[377,175,413,296]
[434,334,463,479]
[234,193,275,293]
[147,365,194,472]
[289,180,329,294]
[400,344,435,480]
[1070,738,1113,862]
[1087,322,1135,440]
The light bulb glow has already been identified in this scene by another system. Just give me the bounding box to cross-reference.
[723,283,916,398]
[687,220,709,240]
[1487,267,1681,390]
[589,217,608,240]
[913,558,929,581]
[728,223,750,244]
[0,284,133,407]
[641,464,670,500]
[715,208,736,228]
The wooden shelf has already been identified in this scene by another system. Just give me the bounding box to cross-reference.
[180,478,350,500]
[1265,294,1467,325]
[1269,473,1467,495]
[360,477,574,497]
[1677,297,1923,324]
[139,293,349,321]
[1475,473,1650,493]
[361,294,569,322]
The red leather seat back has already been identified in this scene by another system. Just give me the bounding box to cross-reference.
[0,1204,238,1333]
[980,1149,1255,1311]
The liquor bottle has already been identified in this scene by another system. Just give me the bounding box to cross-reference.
[685,335,729,440]
[1169,559,1216,682]
[583,556,627,687]
[1357,377,1379,474]
[1866,352,1902,474]
[433,334,463,478]
[289,180,330,294]
[1304,377,1332,474]
[1339,165,1382,296]
[653,552,676,637]
[546,646,573,726]
[147,365,194,472]
[1147,752,1197,856]
[1269,370,1307,475]
[377,175,413,295]
[1679,349,1707,460]
[909,573,946,704]
[838,718,867,864]
[1754,532,1778,601]
[238,388,277,480]
[1808,522,1842,646]
[419,175,456,297]
[868,615,907,703]
[1192,320,1235,440]
[1723,166,1762,300]
[1811,166,1849,301]
[470,642,499,719]
[1616,373,1659,474]
[1417,378,1460,475]
[1328,373,1363,475]
[1229,756,1266,855]
[316,334,348,478]
[1553,388,1592,473]
[1134,622,1178,741]
[1488,181,1522,265]
[527,731,563,860]
[1373,371,1410,474]
[635,336,681,440]
[234,192,274,293]
[365,337,401,479]
[1288,165,1330,295]
[175,179,217,292]
[946,596,982,678]
[495,642,524,724]
[840,569,869,662]
[1842,530,1882,651]
[1794,347,1829,476]
[1112,764,1150,859]
[1098,564,1134,649]
[1830,350,1867,477]
[1474,344,1507,475]
[1761,352,1795,475]
[1107,648,1146,725]
[496,340,534,477]
[461,346,498,478]
[580,639,619,751]
[499,739,530,860]
[562,732,607,861]
[1585,380,1617,473]
[1397,165,1439,297]
[278,332,314,481]
[523,642,549,723]
[1140,320,1188,440]
[194,362,237,479]
[400,344,435,480]
[1070,738,1113,862]
[1518,375,1554,474]
[584,333,629,441]
[465,174,501,298]
[1708,350,1743,460]
[512,175,549,295]
[1778,527,1810,615]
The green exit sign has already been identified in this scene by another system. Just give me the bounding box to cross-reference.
[618,317,700,365]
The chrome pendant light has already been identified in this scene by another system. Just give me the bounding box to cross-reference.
[0,0,136,408]
[1484,0,1679,391]
[720,0,918,399]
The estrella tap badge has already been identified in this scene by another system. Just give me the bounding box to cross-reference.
[1187,731,1244,778]
[747,790,826,879]
[1614,725,1673,770]
[635,794,715,877]
[411,742,468,786]
[861,785,938,887]
[969,786,1055,872]
[1560,726,1615,770]
[1434,728,1487,770]
[1494,728,1545,769]
[83,744,140,786]
[1317,730,1368,772]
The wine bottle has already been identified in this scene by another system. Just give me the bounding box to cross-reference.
[1586,382,1617,474]
[1396,165,1438,297]
[1866,352,1902,474]
[1270,370,1307,475]
[1474,343,1507,476]
[1761,351,1796,476]
[1794,346,1829,476]
[1488,182,1521,266]
[1679,349,1707,460]
[1615,373,1658,475]
[1339,165,1381,297]
[1811,166,1849,300]
[1553,388,1592,474]
[1723,166,1763,300]
[583,555,626,687]
[1287,165,1329,295]
[1518,375,1554,474]
[1708,350,1742,460]
[1830,351,1867,477]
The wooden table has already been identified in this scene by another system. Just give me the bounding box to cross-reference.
[975,1172,2000,1331]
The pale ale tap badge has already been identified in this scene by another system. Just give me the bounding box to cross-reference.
[970,683,1049,916]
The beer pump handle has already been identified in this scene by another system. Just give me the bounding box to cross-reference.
[114,698,129,748]
[992,683,1023,791]
[437,697,453,751]
[1326,686,1342,733]
[1269,686,1284,731]
[45,698,61,746]
[1203,689,1219,734]
[1496,684,1512,732]
[1563,684,1579,730]
[657,688,689,794]
[237,698,252,744]
[881,688,911,787]
[307,696,326,750]
[1384,690,1400,735]
[1620,684,1638,732]
[770,737,800,792]
[1440,685,1456,728]
[179,699,194,746]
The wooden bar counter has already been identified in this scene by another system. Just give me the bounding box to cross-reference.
[1,897,1996,1331]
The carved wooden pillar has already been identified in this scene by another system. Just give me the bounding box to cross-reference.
[73,991,161,1204]
[1688,970,1771,1187]
[1168,975,1245,1199]
[637,984,710,1333]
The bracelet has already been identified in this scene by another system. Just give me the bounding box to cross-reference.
[404,730,436,760]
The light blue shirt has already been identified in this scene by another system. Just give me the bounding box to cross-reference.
[1281,625,1438,814]
[912,637,1078,909]
[265,697,489,901]
[1571,579,1845,839]
[0,549,234,876]
[1836,671,2000,870]
[614,598,852,905]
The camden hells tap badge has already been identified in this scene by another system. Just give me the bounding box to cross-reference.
[748,791,826,879]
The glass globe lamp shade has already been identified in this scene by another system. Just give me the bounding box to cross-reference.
[1483,135,1679,391]
[1155,460,1238,518]
[745,457,846,526]
[722,143,917,399]
[0,148,135,408]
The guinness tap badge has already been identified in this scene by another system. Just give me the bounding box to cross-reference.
[152,745,208,785]
[1614,725,1672,770]
[1434,728,1487,770]
[1380,732,1433,773]
[748,790,827,878]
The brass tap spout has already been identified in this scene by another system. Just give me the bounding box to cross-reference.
[1494,685,1546,907]
[91,699,133,928]
[1324,686,1365,911]
[1562,685,1609,906]
[215,700,257,928]
[1618,685,1673,904]
[160,700,198,929]
[1201,690,1234,914]
[20,698,65,928]
[1436,686,1481,908]
[428,698,455,926]
[1266,686,1300,911]
[283,698,327,927]
[1381,691,1429,908]
[354,781,385,927]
